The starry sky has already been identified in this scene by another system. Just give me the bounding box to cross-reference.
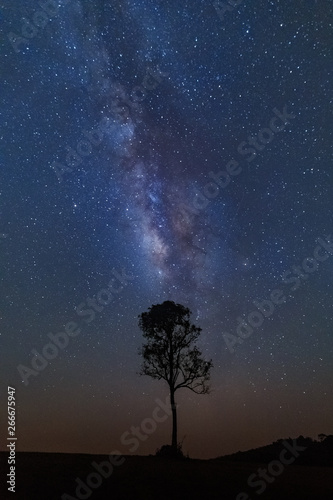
[1,0,333,460]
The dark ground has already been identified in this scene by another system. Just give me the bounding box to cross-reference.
[1,451,333,500]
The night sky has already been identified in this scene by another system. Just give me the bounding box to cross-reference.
[1,0,333,460]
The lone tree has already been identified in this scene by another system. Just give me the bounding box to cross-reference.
[138,300,213,454]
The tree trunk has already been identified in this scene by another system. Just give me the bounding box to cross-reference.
[170,390,177,450]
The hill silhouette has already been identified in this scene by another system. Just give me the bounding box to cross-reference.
[214,434,333,467]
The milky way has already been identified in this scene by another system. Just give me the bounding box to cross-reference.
[77,15,219,298]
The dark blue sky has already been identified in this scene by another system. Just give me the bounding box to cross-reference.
[1,0,333,459]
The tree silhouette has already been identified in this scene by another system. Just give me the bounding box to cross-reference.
[138,300,213,453]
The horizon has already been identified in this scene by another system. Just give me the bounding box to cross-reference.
[1,433,330,461]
